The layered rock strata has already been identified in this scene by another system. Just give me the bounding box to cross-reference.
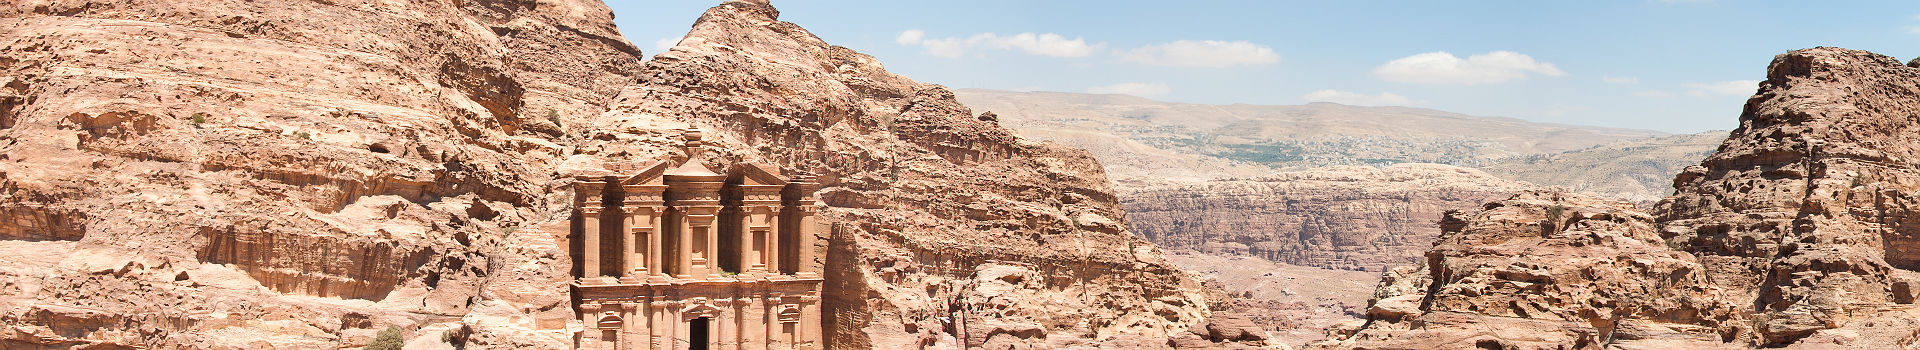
[1328,47,1920,348]
[2,0,642,347]
[1125,164,1532,272]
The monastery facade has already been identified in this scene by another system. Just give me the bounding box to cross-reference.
[567,131,823,350]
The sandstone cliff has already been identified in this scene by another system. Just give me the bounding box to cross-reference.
[590,2,1207,347]
[1125,164,1533,273]
[1327,47,1920,348]
[3,0,642,347]
[0,0,1212,348]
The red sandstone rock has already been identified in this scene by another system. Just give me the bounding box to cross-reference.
[0,0,1209,348]
[1328,47,1920,349]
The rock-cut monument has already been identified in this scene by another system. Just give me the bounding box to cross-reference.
[566,130,824,349]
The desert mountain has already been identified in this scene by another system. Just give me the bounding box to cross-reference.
[955,88,1673,182]
[0,0,1225,348]
[1328,47,1920,348]
[1482,131,1725,203]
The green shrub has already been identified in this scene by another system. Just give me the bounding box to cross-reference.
[191,112,208,125]
[295,130,312,140]
[367,326,405,350]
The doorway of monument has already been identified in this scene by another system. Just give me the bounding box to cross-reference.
[690,316,712,350]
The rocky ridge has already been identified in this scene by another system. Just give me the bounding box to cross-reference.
[587,1,1211,347]
[1125,164,1532,272]
[955,88,1672,182]
[0,0,1218,348]
[1327,47,1920,348]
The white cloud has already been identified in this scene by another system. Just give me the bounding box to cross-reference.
[653,36,683,52]
[1373,51,1565,85]
[1906,25,1920,35]
[1684,80,1760,96]
[1632,90,1677,99]
[896,30,925,45]
[1602,76,1638,84]
[1087,82,1171,97]
[1302,90,1419,106]
[1120,40,1281,68]
[897,30,1099,58]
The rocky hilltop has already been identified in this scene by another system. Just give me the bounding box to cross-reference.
[0,0,1220,348]
[1327,47,1920,348]
[589,1,1215,348]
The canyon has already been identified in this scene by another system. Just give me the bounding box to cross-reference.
[1325,47,1920,348]
[964,88,1725,346]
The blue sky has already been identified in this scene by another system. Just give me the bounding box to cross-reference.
[608,1,1920,134]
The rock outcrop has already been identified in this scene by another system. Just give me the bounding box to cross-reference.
[0,0,1209,348]
[2,0,642,347]
[1125,164,1532,272]
[1328,47,1920,348]
[590,1,1206,348]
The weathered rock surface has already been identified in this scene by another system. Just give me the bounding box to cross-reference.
[1326,191,1743,349]
[1169,252,1376,347]
[0,0,1211,348]
[1327,47,1920,348]
[2,0,641,347]
[590,1,1207,348]
[1126,164,1533,272]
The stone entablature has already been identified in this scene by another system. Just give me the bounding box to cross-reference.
[567,130,823,350]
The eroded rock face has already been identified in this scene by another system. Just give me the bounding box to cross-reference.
[585,1,1208,348]
[1,0,640,347]
[1329,191,1743,349]
[1125,164,1531,272]
[1329,47,1920,348]
[0,0,1210,348]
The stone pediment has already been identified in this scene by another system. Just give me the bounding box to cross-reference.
[726,162,787,186]
[621,160,673,186]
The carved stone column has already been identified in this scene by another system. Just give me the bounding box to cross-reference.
[666,130,725,279]
[785,176,821,277]
[651,296,670,350]
[580,303,604,348]
[620,302,640,350]
[740,184,783,274]
[717,298,739,350]
[576,178,606,283]
[800,292,823,350]
[624,184,667,283]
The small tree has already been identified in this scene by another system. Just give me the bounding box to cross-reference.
[366,326,405,350]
